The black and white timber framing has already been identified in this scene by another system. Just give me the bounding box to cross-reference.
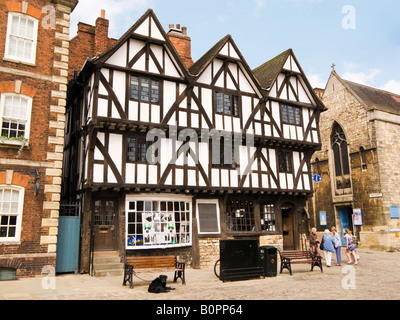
[63,9,325,272]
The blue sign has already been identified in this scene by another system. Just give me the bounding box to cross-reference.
[319,211,327,226]
[312,174,322,183]
[353,209,363,226]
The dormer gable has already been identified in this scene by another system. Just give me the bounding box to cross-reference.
[92,9,189,80]
[254,49,325,111]
[190,35,262,98]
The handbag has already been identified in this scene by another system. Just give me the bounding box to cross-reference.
[320,238,324,251]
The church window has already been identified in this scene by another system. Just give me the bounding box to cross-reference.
[331,122,351,191]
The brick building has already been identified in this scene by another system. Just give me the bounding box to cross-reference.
[0,0,78,278]
[308,70,400,251]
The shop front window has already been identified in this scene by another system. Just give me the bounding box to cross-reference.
[126,197,191,249]
[226,200,255,232]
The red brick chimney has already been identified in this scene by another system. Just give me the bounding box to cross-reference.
[167,24,194,68]
[95,9,110,56]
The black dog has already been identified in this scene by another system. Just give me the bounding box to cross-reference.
[148,275,175,293]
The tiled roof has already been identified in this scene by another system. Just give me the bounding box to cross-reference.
[188,35,231,76]
[252,49,292,89]
[344,79,400,115]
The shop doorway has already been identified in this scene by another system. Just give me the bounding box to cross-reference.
[93,199,117,251]
[339,206,353,246]
[282,207,295,250]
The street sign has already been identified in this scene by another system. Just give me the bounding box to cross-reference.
[312,174,322,183]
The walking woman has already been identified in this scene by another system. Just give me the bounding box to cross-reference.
[344,228,358,265]
[331,227,342,266]
[321,229,335,267]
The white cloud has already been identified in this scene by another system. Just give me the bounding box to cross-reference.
[380,80,400,95]
[70,0,152,39]
[342,68,381,86]
[253,0,266,17]
[307,73,326,89]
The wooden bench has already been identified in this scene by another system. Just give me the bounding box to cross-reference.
[122,255,186,289]
[279,250,323,276]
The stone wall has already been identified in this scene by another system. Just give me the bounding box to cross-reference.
[309,72,400,251]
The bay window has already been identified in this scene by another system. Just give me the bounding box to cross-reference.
[126,196,192,249]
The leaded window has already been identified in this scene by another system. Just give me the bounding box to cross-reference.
[281,104,301,126]
[261,203,276,232]
[278,151,293,173]
[331,123,351,193]
[130,76,160,104]
[215,92,239,117]
[226,200,255,232]
[127,135,148,163]
[126,198,192,249]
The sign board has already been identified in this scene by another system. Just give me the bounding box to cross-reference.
[353,209,363,226]
[312,174,322,184]
[319,211,327,226]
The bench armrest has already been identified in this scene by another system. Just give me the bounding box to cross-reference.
[176,261,186,270]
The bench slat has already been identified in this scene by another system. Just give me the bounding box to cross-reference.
[279,250,323,276]
[123,255,186,289]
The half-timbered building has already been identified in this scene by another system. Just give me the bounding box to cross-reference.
[63,9,325,273]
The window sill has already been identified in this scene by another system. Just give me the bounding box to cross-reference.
[3,57,36,67]
[0,240,21,246]
[0,139,29,148]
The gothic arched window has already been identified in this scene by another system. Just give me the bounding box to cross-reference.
[331,123,351,193]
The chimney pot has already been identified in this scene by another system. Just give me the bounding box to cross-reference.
[169,24,174,29]
[176,24,181,30]
[100,9,106,19]
[182,26,187,36]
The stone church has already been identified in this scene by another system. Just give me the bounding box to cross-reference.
[308,70,400,251]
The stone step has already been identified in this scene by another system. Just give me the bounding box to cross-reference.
[93,251,124,277]
[93,269,124,277]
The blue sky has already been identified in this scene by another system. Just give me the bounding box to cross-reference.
[70,0,400,94]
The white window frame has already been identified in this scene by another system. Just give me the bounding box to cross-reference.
[125,194,192,250]
[0,93,32,145]
[196,199,221,235]
[4,12,39,65]
[0,185,24,244]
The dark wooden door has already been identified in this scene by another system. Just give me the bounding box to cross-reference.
[282,208,294,250]
[93,199,116,251]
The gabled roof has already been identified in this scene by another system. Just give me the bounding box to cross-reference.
[344,80,400,115]
[188,34,263,97]
[188,35,231,76]
[252,49,292,90]
[329,71,400,116]
[89,9,189,78]
[253,49,325,110]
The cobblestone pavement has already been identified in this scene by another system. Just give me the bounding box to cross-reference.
[1,249,399,301]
